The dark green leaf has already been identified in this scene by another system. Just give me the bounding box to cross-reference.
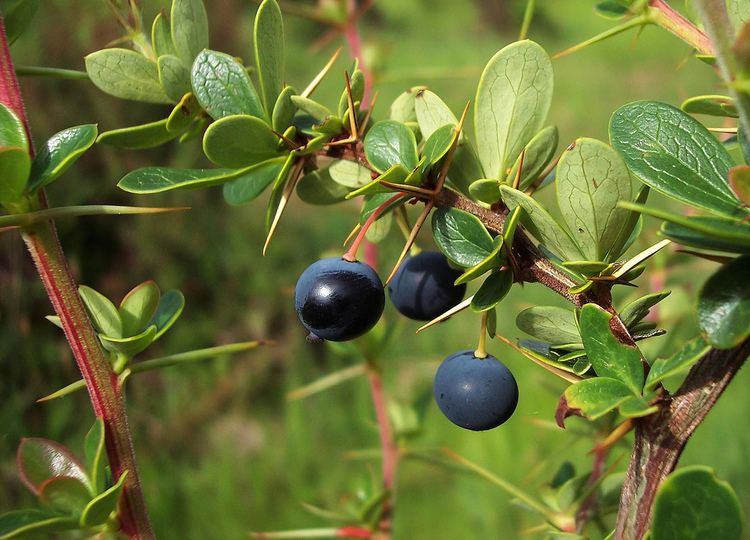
[118,164,270,194]
[166,93,200,133]
[471,270,513,312]
[158,54,191,102]
[474,40,553,180]
[620,290,671,328]
[617,395,658,418]
[468,178,501,204]
[338,68,364,118]
[610,101,743,218]
[99,325,157,357]
[651,466,742,540]
[2,0,39,44]
[272,85,297,132]
[364,120,418,173]
[97,119,180,150]
[85,49,170,104]
[39,476,91,514]
[223,159,284,205]
[454,236,504,285]
[296,167,350,205]
[594,1,629,18]
[606,185,649,261]
[507,125,558,190]
[0,509,76,539]
[78,285,122,338]
[698,255,750,348]
[119,281,160,336]
[431,207,494,267]
[579,303,644,394]
[645,337,709,390]
[202,114,282,167]
[83,419,105,496]
[254,0,284,114]
[516,306,580,346]
[17,438,88,495]
[79,471,128,527]
[28,125,97,191]
[359,192,407,225]
[191,49,265,120]
[422,124,455,167]
[147,289,185,339]
[171,0,209,64]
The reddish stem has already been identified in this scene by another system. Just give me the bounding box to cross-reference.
[0,16,153,539]
[649,0,714,55]
[343,193,406,262]
[343,0,373,106]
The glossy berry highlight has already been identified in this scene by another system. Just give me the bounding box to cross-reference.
[388,251,466,321]
[433,350,518,431]
[295,257,385,342]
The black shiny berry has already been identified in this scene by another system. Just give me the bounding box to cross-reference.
[295,257,385,342]
[433,350,518,431]
[387,251,466,321]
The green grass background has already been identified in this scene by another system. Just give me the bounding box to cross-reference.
[2,0,750,538]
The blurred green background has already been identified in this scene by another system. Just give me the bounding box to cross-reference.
[2,0,750,538]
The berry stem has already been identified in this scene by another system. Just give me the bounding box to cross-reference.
[343,192,406,262]
[475,312,489,359]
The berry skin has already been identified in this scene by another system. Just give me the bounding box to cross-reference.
[387,251,466,321]
[433,350,518,431]
[295,257,385,342]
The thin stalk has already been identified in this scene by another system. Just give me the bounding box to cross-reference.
[15,65,90,80]
[519,0,535,40]
[343,192,406,262]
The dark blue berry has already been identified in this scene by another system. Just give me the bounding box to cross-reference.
[433,350,518,431]
[387,251,466,321]
[295,257,385,341]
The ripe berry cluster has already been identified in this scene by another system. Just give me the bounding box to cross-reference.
[295,251,519,431]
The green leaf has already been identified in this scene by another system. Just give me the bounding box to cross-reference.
[296,167,350,205]
[272,85,297,132]
[289,95,332,123]
[609,101,743,218]
[338,68,364,118]
[681,95,737,118]
[79,471,128,527]
[564,377,633,420]
[119,281,160,336]
[645,337,709,390]
[17,438,88,495]
[0,509,76,540]
[359,192,407,224]
[85,48,171,104]
[0,102,28,150]
[507,125,558,190]
[365,212,392,243]
[99,325,157,357]
[620,290,671,328]
[662,221,750,254]
[329,159,372,188]
[158,54,191,102]
[468,178,501,204]
[364,120,418,173]
[191,49,265,120]
[730,166,750,204]
[414,89,457,139]
[474,40,553,180]
[698,255,750,349]
[346,163,408,199]
[594,1,629,18]
[431,207,495,267]
[422,124,455,167]
[579,303,644,394]
[28,125,97,191]
[97,118,180,149]
[78,285,123,338]
[499,185,583,260]
[651,466,743,540]
[152,9,177,57]
[119,164,270,194]
[171,0,209,64]
[2,0,39,44]
[390,86,424,123]
[147,289,185,340]
[39,476,91,514]
[556,138,633,260]
[254,0,284,114]
[606,185,649,261]
[0,148,30,208]
[516,306,580,346]
[223,159,284,205]
[83,419,105,496]
[454,236,504,285]
[202,114,282,167]
[617,395,658,418]
[471,270,513,312]
[166,93,200,132]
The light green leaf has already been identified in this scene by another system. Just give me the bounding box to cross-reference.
[99,325,157,357]
[0,102,28,149]
[254,0,284,114]
[620,290,671,328]
[202,114,282,167]
[606,185,649,261]
[431,207,495,267]
[516,306,580,346]
[17,438,89,494]
[0,509,76,540]
[556,137,633,260]
[39,476,91,515]
[390,86,424,123]
[414,89,457,139]
[85,48,171,104]
[158,54,191,102]
[364,120,419,173]
[609,101,743,218]
[97,119,180,149]
[471,270,513,312]
[474,40,553,181]
[651,466,743,540]
[0,148,30,208]
[468,178,502,204]
[118,164,270,194]
[329,159,372,188]
[171,0,209,64]
[223,159,284,205]
[580,303,644,394]
[152,10,177,57]
[645,337,709,390]
[564,377,633,420]
[28,125,97,191]
[166,92,200,132]
[698,255,750,349]
[500,185,583,260]
[191,49,265,120]
[681,95,737,118]
[508,125,558,190]
[78,285,122,338]
[617,395,658,418]
[119,281,160,336]
[83,419,105,496]
[272,85,297,132]
[338,68,364,118]
[79,471,128,527]
[289,95,332,123]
